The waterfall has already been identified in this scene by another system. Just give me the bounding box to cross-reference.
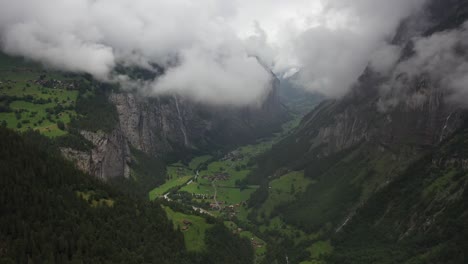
[173,95,189,147]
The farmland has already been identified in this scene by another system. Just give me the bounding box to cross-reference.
[163,206,212,252]
[148,116,312,263]
[0,53,88,137]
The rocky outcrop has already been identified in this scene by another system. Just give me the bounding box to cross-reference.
[109,76,288,158]
[63,73,287,181]
[61,148,92,174]
[279,0,468,161]
[61,129,131,181]
[251,0,468,240]
[296,77,464,158]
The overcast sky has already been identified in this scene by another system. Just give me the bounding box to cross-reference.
[0,0,427,105]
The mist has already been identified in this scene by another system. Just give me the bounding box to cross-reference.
[0,0,428,104]
[377,22,468,111]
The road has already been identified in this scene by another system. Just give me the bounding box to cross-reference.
[211,180,221,210]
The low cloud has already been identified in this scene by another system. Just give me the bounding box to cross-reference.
[0,0,429,104]
[276,0,427,98]
[369,44,402,75]
[149,47,272,106]
[0,0,271,105]
[378,22,468,110]
[2,22,115,80]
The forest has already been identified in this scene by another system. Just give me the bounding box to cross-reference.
[0,127,253,264]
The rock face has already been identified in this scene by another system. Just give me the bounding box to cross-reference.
[63,74,287,181]
[253,0,468,238]
[61,129,131,181]
[294,76,464,158]
[109,76,288,158]
[272,0,468,163]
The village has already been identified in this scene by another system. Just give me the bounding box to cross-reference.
[151,143,268,257]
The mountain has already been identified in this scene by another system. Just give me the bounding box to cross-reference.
[0,53,288,184]
[328,123,468,263]
[2,0,468,263]
[0,127,254,264]
[0,53,286,263]
[278,75,323,116]
[61,71,288,182]
[246,0,468,262]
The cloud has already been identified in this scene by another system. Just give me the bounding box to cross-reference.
[0,0,428,103]
[2,21,115,80]
[273,0,427,97]
[369,44,402,75]
[288,28,369,97]
[149,46,272,106]
[378,22,468,110]
[0,0,272,105]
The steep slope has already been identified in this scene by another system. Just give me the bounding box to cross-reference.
[110,76,287,159]
[329,124,468,263]
[0,53,288,182]
[62,72,288,182]
[0,127,254,264]
[0,127,185,264]
[246,0,468,263]
[278,75,323,115]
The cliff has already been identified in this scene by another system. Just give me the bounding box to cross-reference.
[258,0,468,173]
[61,129,131,181]
[253,0,468,239]
[63,74,288,181]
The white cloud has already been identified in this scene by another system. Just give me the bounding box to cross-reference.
[150,46,272,106]
[369,44,402,75]
[273,0,427,97]
[378,22,468,109]
[0,0,428,103]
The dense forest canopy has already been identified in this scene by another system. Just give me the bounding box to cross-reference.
[0,128,253,264]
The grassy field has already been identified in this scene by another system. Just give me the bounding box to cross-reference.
[158,117,305,214]
[307,240,333,259]
[154,145,260,206]
[163,205,212,252]
[298,240,333,264]
[76,191,115,207]
[258,216,320,245]
[189,155,212,170]
[167,162,193,179]
[0,53,82,137]
[259,171,314,217]
[224,221,267,258]
[149,116,309,263]
[179,154,258,207]
[149,175,193,200]
[216,186,257,204]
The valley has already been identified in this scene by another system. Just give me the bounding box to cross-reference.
[148,116,332,263]
[2,0,468,263]
[0,52,322,263]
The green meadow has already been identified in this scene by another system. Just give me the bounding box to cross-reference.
[163,206,212,252]
[149,175,193,200]
[224,221,267,258]
[258,171,314,217]
[0,53,82,137]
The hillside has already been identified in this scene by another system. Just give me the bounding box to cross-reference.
[0,127,254,264]
[2,0,468,263]
[328,124,468,263]
[0,52,288,189]
[0,53,286,264]
[241,0,468,263]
